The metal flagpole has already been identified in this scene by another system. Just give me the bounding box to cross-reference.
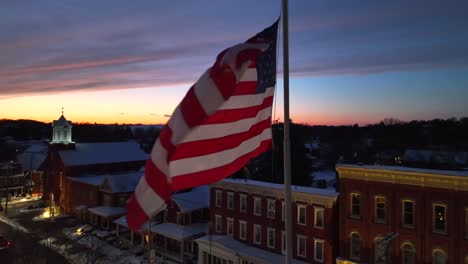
[281,0,293,264]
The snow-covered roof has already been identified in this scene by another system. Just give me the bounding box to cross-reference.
[222,178,338,197]
[336,164,468,177]
[88,206,126,217]
[403,149,468,165]
[310,170,336,182]
[58,141,147,166]
[113,216,158,232]
[17,144,48,171]
[196,235,309,264]
[68,175,105,186]
[151,223,208,240]
[102,171,142,193]
[172,186,210,213]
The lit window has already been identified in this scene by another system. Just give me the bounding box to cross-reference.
[297,235,307,257]
[297,204,306,225]
[227,217,234,236]
[254,224,261,245]
[351,193,361,218]
[254,197,261,216]
[432,249,448,264]
[375,196,386,223]
[215,190,222,208]
[227,192,234,210]
[267,199,276,219]
[239,221,247,240]
[240,194,247,212]
[267,228,275,248]
[401,243,415,264]
[314,239,324,263]
[433,204,447,234]
[215,215,222,233]
[402,200,415,227]
[350,232,361,261]
[314,207,324,229]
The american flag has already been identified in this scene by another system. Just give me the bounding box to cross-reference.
[127,20,279,230]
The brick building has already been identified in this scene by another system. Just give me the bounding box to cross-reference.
[336,164,468,264]
[196,178,339,264]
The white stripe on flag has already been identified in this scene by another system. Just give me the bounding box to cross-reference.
[134,176,166,216]
[239,68,257,82]
[168,106,189,145]
[194,71,224,115]
[169,128,271,177]
[179,106,272,143]
[150,140,169,176]
[220,87,274,110]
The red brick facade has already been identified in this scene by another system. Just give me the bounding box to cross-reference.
[211,179,338,263]
[337,165,468,264]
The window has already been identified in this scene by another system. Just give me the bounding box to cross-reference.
[314,239,324,263]
[281,231,286,255]
[432,249,448,264]
[267,199,276,219]
[176,212,182,225]
[351,193,361,218]
[215,215,222,233]
[227,218,234,236]
[227,192,234,210]
[350,232,362,261]
[314,207,324,229]
[297,235,307,257]
[374,236,385,263]
[240,194,247,212]
[254,197,262,216]
[375,196,386,223]
[465,208,468,239]
[465,255,468,264]
[297,204,306,225]
[215,190,222,208]
[239,221,247,240]
[282,202,285,221]
[402,200,415,227]
[267,228,275,248]
[401,243,416,264]
[433,204,447,234]
[254,224,261,245]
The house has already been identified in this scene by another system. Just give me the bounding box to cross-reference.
[196,178,339,264]
[16,142,48,197]
[0,162,26,200]
[336,164,468,264]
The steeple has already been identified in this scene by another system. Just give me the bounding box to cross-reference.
[51,109,73,144]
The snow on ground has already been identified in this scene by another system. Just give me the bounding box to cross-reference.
[0,215,30,233]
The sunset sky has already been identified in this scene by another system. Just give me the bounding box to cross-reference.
[1,0,467,125]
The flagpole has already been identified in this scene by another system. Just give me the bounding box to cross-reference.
[281,0,293,264]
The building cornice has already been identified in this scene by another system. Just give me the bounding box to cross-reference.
[336,166,468,191]
[213,181,337,208]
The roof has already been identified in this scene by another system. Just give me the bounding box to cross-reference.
[52,114,72,127]
[336,163,468,177]
[102,171,142,193]
[222,178,338,197]
[403,149,468,165]
[310,170,336,182]
[114,216,157,232]
[68,175,105,186]
[58,141,147,166]
[151,223,208,240]
[172,186,210,213]
[17,144,48,171]
[195,235,309,264]
[88,206,126,217]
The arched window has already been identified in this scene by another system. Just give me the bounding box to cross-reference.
[401,243,416,264]
[350,232,362,261]
[432,249,447,264]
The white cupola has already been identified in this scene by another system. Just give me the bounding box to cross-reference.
[51,109,73,144]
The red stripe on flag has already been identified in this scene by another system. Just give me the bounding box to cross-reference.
[204,96,273,124]
[144,159,172,202]
[170,118,272,160]
[232,81,257,95]
[170,139,272,191]
[158,126,175,159]
[180,86,207,128]
[126,195,149,231]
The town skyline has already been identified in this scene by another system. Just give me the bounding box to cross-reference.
[2,0,468,125]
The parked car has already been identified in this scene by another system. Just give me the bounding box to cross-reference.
[0,236,13,251]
